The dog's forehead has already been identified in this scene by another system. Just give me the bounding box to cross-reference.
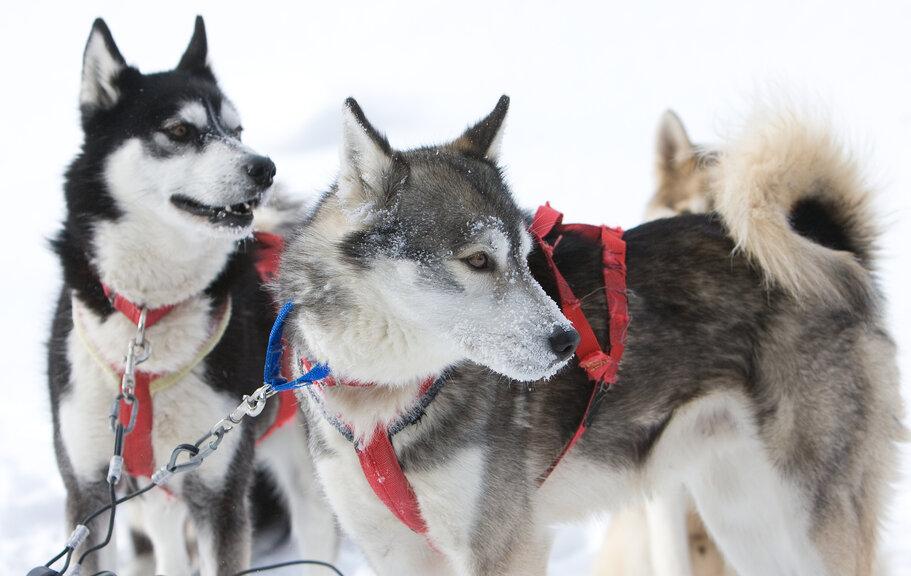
[403,149,526,247]
[169,99,241,130]
[129,72,231,125]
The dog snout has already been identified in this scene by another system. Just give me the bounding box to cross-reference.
[244,155,276,188]
[548,325,580,360]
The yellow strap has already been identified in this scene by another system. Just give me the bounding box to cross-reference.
[72,303,121,387]
[150,300,232,393]
[71,298,234,395]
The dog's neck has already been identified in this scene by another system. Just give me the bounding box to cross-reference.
[88,209,239,309]
[310,378,430,441]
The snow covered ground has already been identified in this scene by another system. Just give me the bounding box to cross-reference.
[1,1,909,574]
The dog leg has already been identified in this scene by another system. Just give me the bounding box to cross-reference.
[683,412,828,575]
[120,527,156,576]
[183,477,252,576]
[182,428,256,576]
[594,505,652,576]
[645,486,693,576]
[63,477,118,574]
[258,422,339,570]
[316,456,452,576]
[136,489,192,575]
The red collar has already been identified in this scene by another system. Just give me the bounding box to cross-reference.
[102,284,176,328]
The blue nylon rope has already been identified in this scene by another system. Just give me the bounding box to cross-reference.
[263,301,330,392]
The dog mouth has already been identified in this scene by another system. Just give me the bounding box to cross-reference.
[170,194,262,228]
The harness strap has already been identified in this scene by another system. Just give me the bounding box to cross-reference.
[529,203,628,485]
[72,298,233,478]
[303,358,438,535]
[358,426,428,533]
[254,231,284,282]
[256,350,299,444]
[118,372,155,478]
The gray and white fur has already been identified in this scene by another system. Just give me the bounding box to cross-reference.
[275,97,903,576]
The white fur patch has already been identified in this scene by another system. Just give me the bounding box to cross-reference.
[256,421,339,563]
[220,101,242,132]
[80,28,124,109]
[176,101,208,129]
[646,390,829,576]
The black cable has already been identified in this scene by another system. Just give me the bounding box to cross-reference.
[233,560,345,576]
[45,483,155,572]
[43,547,68,568]
[77,483,117,566]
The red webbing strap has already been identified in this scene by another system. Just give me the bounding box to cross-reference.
[252,230,303,444]
[102,285,175,328]
[256,391,299,444]
[118,371,155,478]
[357,426,428,534]
[530,205,628,485]
[600,224,628,385]
[306,371,435,535]
[254,231,284,282]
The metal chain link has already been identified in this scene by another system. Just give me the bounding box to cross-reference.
[152,383,275,484]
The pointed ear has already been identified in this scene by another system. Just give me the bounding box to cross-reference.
[451,95,509,161]
[656,110,694,172]
[338,98,403,209]
[80,18,126,113]
[176,16,215,81]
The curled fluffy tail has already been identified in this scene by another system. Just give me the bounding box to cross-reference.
[714,109,878,304]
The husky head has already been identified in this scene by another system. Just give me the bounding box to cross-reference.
[278,97,577,385]
[72,17,274,239]
[645,110,717,220]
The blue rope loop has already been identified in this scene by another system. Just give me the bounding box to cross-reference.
[263,301,330,392]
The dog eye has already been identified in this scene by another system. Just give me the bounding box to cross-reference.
[164,123,194,142]
[463,252,491,271]
[229,126,244,138]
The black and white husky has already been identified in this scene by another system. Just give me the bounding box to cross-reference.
[47,18,334,575]
[274,97,903,575]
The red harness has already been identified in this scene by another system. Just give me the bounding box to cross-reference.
[529,203,628,484]
[111,231,297,478]
[310,204,629,536]
[303,362,439,534]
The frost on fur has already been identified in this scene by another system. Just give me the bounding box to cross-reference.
[713,108,877,304]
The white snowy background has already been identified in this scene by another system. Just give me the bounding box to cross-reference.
[1,1,910,574]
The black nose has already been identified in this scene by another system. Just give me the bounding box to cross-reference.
[245,155,276,188]
[548,325,580,359]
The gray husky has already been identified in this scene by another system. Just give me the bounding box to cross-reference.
[275,97,903,575]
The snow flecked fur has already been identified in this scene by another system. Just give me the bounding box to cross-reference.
[714,109,878,304]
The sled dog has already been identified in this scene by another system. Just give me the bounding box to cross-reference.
[275,97,901,576]
[48,17,335,575]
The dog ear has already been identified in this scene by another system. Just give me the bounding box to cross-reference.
[338,98,402,209]
[176,16,215,82]
[656,110,694,173]
[80,18,127,114]
[451,95,509,161]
